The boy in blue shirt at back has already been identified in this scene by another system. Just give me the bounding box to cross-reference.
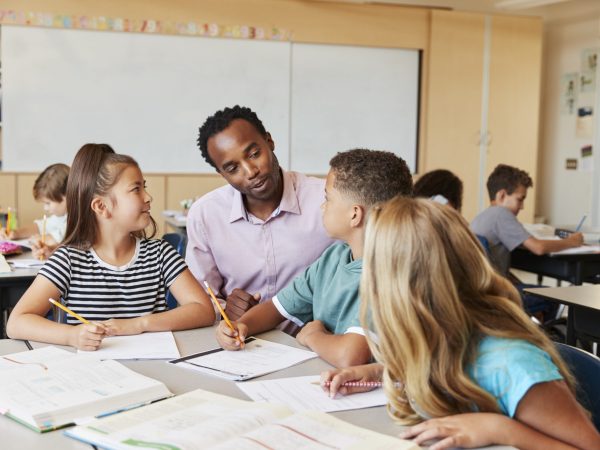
[216,149,413,367]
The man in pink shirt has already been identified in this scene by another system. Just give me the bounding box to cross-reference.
[186,105,334,322]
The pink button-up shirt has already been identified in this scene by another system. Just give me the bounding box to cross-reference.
[185,171,334,303]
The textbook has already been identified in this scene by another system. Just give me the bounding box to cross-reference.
[0,346,172,432]
[65,388,420,449]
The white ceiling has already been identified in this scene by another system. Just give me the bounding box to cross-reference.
[314,0,599,21]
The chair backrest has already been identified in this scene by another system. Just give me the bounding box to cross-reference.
[475,234,491,256]
[162,233,187,310]
[556,342,600,431]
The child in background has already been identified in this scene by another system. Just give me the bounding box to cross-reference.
[0,163,70,259]
[471,164,583,321]
[413,168,463,211]
[321,197,599,450]
[216,149,413,368]
[7,144,215,350]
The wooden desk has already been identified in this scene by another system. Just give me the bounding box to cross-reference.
[0,253,40,339]
[524,285,600,345]
[0,327,514,450]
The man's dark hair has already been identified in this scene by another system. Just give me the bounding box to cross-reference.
[329,149,413,209]
[197,105,267,170]
[486,164,533,201]
[414,169,463,211]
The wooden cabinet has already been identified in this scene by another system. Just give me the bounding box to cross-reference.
[424,10,542,222]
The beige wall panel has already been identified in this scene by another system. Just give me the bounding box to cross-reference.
[0,173,17,216]
[16,174,41,229]
[424,10,485,221]
[145,175,166,237]
[2,0,429,49]
[165,175,227,212]
[487,16,542,223]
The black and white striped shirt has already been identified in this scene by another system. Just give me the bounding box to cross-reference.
[39,239,187,324]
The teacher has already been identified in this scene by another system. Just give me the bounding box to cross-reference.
[186,105,334,323]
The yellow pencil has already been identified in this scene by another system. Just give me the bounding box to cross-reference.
[203,281,244,348]
[41,214,47,245]
[48,298,90,324]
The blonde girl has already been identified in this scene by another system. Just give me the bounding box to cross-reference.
[7,144,215,350]
[321,197,599,450]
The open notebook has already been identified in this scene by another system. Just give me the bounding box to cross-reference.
[65,388,419,449]
[0,346,172,432]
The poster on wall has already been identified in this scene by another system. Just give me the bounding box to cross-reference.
[560,73,578,114]
[581,145,593,172]
[576,106,594,138]
[580,48,598,93]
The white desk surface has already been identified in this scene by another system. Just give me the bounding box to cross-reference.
[0,251,41,280]
[0,327,514,450]
[525,285,600,310]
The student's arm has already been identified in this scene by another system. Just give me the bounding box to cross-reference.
[6,275,106,351]
[296,321,371,368]
[215,300,285,350]
[399,380,600,450]
[101,269,216,335]
[522,233,583,255]
[0,224,38,240]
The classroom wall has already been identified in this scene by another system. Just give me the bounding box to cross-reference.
[0,0,543,226]
[537,6,600,227]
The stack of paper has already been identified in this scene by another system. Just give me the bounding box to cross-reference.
[236,375,388,413]
[79,332,180,360]
[169,337,317,380]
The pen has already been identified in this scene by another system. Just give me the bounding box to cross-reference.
[203,281,245,348]
[48,298,90,324]
[575,214,587,232]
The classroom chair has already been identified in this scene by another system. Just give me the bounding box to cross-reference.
[475,234,491,255]
[556,342,600,431]
[162,233,187,310]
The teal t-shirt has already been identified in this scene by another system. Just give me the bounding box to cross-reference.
[273,243,362,335]
[468,336,563,417]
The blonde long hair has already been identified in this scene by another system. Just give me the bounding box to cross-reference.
[360,197,575,424]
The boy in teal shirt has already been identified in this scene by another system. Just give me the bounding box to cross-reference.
[216,149,413,367]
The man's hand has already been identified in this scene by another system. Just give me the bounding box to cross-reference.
[296,320,329,347]
[225,289,260,321]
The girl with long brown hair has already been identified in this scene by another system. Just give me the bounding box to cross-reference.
[7,144,215,350]
[321,197,599,449]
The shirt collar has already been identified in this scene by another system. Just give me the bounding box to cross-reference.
[228,170,300,223]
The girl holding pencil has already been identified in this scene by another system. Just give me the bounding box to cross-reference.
[320,197,600,450]
[7,144,215,351]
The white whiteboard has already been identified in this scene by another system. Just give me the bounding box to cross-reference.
[2,26,290,172]
[290,43,419,173]
[1,25,419,174]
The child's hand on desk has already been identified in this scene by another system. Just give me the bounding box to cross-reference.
[225,289,260,321]
[101,318,144,336]
[398,412,509,450]
[566,232,584,247]
[69,322,107,351]
[215,320,247,350]
[320,363,383,398]
[0,229,16,240]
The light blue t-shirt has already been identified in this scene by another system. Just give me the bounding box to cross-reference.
[272,243,363,335]
[468,336,563,417]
